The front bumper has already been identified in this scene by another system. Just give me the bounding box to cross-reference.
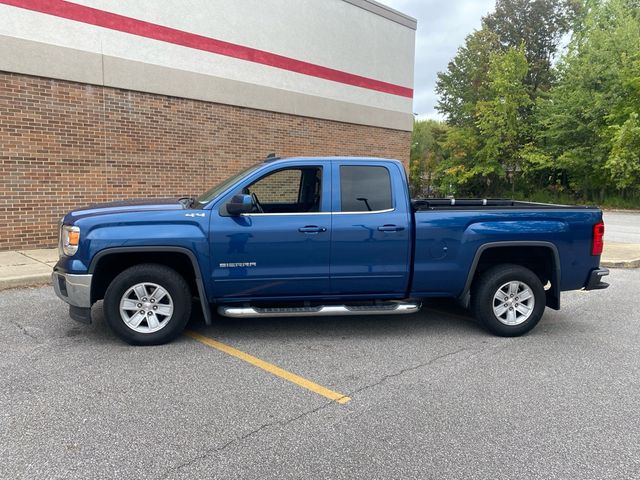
[52,269,92,308]
[584,267,610,290]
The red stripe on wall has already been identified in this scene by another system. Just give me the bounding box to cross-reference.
[0,0,414,98]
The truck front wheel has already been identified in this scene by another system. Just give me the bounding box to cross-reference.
[103,264,192,345]
[471,264,546,337]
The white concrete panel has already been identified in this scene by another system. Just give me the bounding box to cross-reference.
[0,34,103,85]
[98,28,412,113]
[0,6,410,111]
[0,4,103,52]
[104,56,414,130]
[0,0,416,129]
[70,0,415,86]
[0,34,413,130]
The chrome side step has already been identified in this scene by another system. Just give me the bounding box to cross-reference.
[218,301,421,319]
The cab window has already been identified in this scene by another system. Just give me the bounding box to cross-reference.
[340,166,392,212]
[243,167,322,214]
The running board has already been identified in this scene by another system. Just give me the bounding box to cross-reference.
[218,301,421,319]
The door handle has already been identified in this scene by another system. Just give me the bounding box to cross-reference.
[377,224,405,232]
[298,225,327,233]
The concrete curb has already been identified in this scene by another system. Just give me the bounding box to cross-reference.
[0,274,52,291]
[601,259,640,269]
[601,242,640,269]
[0,248,57,291]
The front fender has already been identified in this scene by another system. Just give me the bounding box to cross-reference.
[57,210,210,275]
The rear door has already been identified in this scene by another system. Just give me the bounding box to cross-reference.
[330,161,412,295]
[209,162,331,299]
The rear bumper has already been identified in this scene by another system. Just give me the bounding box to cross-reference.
[52,270,92,308]
[584,268,610,290]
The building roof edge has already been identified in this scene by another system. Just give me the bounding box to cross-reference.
[341,0,417,30]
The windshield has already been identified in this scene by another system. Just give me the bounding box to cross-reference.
[195,163,262,205]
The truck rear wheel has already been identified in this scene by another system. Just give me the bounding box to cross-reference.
[103,264,192,345]
[471,264,545,337]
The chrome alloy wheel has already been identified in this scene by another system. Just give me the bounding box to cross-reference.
[119,282,174,334]
[492,281,535,326]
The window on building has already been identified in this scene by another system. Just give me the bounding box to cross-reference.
[244,167,322,213]
[340,166,392,212]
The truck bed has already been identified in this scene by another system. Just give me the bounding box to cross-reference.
[411,198,593,211]
[409,201,601,302]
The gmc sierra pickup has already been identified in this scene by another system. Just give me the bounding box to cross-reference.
[53,156,609,345]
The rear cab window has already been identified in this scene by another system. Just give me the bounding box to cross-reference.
[340,165,393,212]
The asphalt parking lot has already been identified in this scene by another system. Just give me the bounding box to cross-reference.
[1,269,639,479]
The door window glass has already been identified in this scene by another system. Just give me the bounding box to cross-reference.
[244,167,322,213]
[340,166,392,212]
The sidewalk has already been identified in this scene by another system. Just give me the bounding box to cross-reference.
[0,243,639,292]
[0,248,58,291]
[600,242,640,268]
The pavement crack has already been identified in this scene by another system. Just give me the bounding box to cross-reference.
[7,318,39,341]
[157,346,475,479]
[157,397,338,479]
[343,346,471,399]
[18,252,46,265]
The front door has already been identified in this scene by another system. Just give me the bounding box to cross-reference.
[330,161,411,295]
[209,163,331,299]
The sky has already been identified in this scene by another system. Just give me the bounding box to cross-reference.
[383,0,496,120]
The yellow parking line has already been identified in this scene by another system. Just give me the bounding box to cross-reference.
[184,330,351,404]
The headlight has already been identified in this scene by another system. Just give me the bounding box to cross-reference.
[61,225,80,256]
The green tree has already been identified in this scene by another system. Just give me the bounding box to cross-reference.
[606,113,640,189]
[436,0,580,127]
[476,46,533,192]
[435,29,500,127]
[409,120,448,196]
[537,0,640,199]
[483,0,582,93]
[436,126,485,196]
[430,0,640,205]
[435,47,532,196]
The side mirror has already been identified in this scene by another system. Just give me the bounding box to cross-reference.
[226,194,253,215]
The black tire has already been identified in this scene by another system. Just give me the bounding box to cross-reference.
[103,263,192,345]
[471,264,546,337]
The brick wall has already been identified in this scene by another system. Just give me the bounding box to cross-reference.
[0,71,411,250]
[249,169,304,203]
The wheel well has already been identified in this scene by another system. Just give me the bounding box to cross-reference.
[90,252,198,303]
[471,246,560,309]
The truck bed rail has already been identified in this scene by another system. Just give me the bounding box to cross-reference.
[411,198,594,211]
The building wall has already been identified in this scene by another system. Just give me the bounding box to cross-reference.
[0,72,411,250]
[0,0,416,130]
[0,0,415,250]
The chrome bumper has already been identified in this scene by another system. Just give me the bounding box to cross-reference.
[52,270,92,308]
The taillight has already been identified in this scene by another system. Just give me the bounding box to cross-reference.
[592,222,604,256]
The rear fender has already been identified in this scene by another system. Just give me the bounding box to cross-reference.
[459,241,561,310]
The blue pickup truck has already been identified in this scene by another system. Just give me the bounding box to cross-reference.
[52,156,609,345]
